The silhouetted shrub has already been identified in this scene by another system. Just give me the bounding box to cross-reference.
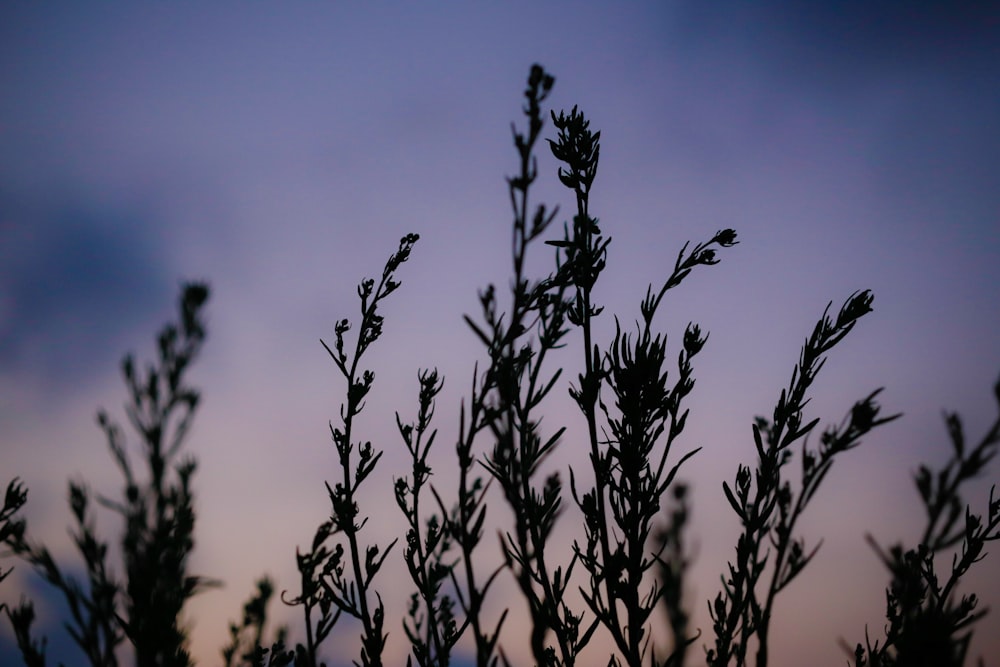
[2,65,997,667]
[3,283,214,667]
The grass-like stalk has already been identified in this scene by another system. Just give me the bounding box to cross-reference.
[1,63,997,667]
[394,369,461,666]
[3,283,214,667]
[222,577,289,667]
[294,234,419,667]
[442,358,507,667]
[469,64,587,667]
[545,79,738,667]
[851,378,1000,667]
[709,292,900,667]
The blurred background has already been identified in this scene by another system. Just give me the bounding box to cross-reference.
[2,2,998,665]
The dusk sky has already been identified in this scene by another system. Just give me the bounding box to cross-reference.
[2,3,999,666]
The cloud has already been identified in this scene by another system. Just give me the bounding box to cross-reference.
[666,1,1000,90]
[0,191,172,390]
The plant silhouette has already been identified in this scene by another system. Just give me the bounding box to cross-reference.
[849,399,1000,667]
[707,295,900,667]
[3,283,214,667]
[2,64,998,667]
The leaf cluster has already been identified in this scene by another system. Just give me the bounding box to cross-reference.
[709,292,900,667]
[2,283,214,667]
[284,234,420,667]
[852,380,1000,667]
[2,64,998,667]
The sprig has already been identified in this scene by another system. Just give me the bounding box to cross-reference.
[295,234,419,667]
[852,376,1000,667]
[710,291,899,667]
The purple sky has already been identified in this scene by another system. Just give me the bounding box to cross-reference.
[2,3,998,665]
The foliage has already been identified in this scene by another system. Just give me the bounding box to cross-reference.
[850,390,1000,667]
[222,577,289,667]
[2,283,216,667]
[707,294,901,667]
[2,64,997,667]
